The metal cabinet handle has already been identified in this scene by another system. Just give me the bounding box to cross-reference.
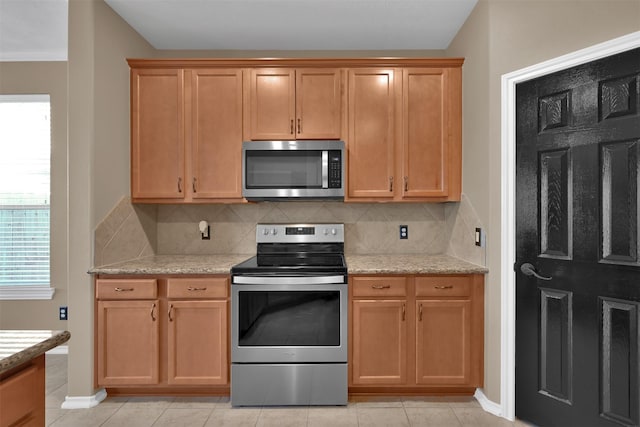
[418,303,423,321]
[114,287,134,292]
[434,285,453,290]
[151,303,156,321]
[192,177,197,193]
[178,177,183,193]
[188,287,207,291]
[402,303,406,321]
[389,176,394,192]
[168,304,173,322]
[520,263,552,281]
[290,119,294,134]
[297,118,301,133]
[404,176,408,192]
[372,285,391,289]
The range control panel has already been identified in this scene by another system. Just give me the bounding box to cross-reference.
[256,224,344,244]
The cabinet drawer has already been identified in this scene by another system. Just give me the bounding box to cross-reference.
[96,279,157,300]
[352,276,407,297]
[167,277,228,299]
[415,276,471,297]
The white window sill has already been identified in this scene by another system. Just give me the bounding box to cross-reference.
[0,285,55,300]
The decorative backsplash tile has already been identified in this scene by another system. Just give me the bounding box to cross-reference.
[94,197,486,267]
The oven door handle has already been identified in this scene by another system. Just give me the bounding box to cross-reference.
[233,275,346,285]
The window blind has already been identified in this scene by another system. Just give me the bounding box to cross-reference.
[0,95,51,286]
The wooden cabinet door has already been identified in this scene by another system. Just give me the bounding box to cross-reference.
[97,300,160,386]
[415,299,472,385]
[402,68,449,199]
[295,69,341,139]
[131,69,185,200]
[347,69,396,199]
[190,69,243,200]
[248,69,295,140]
[167,300,228,385]
[351,299,407,385]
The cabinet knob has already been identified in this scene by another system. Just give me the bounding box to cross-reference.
[290,119,294,134]
[404,176,408,192]
[114,287,134,292]
[188,287,207,291]
[418,303,423,321]
[297,118,301,134]
[168,304,173,322]
[150,303,156,321]
[177,177,183,193]
[372,284,391,289]
[434,285,453,290]
[192,177,197,193]
[389,176,394,192]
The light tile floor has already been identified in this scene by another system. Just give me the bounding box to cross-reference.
[45,355,531,426]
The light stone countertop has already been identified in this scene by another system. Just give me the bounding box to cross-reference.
[0,330,71,375]
[89,253,487,276]
[346,254,487,275]
[89,254,253,275]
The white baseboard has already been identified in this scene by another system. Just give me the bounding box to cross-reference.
[61,389,107,409]
[46,345,68,355]
[474,388,509,420]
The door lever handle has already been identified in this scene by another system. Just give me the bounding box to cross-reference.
[520,263,552,281]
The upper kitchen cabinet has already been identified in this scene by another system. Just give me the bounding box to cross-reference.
[131,68,185,200]
[346,64,462,202]
[246,68,343,140]
[347,68,397,200]
[402,68,461,200]
[129,62,244,203]
[190,69,243,200]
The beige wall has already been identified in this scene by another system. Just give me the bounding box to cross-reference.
[0,62,68,330]
[65,0,155,397]
[447,0,640,403]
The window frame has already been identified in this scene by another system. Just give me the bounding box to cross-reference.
[0,94,55,300]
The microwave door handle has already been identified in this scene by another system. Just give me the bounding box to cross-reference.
[322,150,329,188]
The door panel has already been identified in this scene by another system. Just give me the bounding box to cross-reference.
[516,47,640,426]
[539,288,573,403]
[600,298,639,426]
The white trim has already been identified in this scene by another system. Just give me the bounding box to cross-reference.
[500,31,640,421]
[0,285,55,300]
[474,388,502,417]
[61,389,107,409]
[46,345,68,355]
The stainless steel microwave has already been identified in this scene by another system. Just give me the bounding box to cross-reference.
[242,140,345,201]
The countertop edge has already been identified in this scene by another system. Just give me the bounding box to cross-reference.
[0,330,71,375]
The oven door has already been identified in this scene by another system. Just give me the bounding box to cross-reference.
[231,280,347,363]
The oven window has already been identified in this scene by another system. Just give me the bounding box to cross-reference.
[245,151,322,189]
[237,291,340,346]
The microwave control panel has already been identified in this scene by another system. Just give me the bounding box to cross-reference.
[328,150,342,188]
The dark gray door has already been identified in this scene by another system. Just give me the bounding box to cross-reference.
[516,47,640,426]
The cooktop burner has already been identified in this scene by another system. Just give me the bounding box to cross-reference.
[231,223,347,276]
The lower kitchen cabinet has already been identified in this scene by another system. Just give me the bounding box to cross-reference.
[349,274,484,393]
[167,300,228,385]
[95,276,229,393]
[97,299,160,386]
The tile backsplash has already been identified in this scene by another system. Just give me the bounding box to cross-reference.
[94,196,485,267]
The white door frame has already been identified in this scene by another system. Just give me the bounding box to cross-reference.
[500,31,640,421]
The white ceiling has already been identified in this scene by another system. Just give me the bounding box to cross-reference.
[0,0,68,61]
[0,0,478,62]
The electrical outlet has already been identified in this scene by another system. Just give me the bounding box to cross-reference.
[475,228,485,247]
[59,306,68,321]
[399,225,408,239]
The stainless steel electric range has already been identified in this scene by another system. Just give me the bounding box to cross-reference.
[230,223,348,406]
